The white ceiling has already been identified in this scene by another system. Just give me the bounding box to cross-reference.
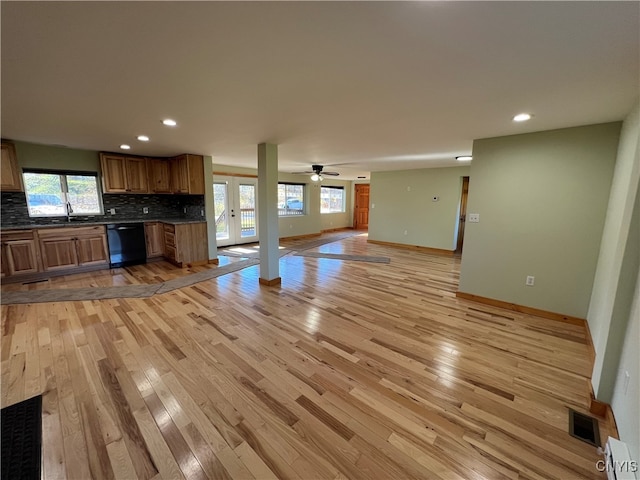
[2,2,638,180]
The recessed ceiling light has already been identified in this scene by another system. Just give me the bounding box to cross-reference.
[120,144,131,150]
[513,113,532,122]
[456,156,472,161]
[162,119,177,127]
[137,135,150,142]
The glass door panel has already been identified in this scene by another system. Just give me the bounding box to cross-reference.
[214,177,258,246]
[239,183,257,240]
[214,182,230,243]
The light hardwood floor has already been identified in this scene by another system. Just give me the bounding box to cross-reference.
[1,233,610,479]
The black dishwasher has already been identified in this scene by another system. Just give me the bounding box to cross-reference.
[106,223,147,268]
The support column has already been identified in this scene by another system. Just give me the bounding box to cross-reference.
[203,155,219,264]
[257,143,281,286]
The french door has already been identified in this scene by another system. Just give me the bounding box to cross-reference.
[213,176,258,247]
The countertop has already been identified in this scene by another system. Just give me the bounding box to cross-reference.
[1,218,206,231]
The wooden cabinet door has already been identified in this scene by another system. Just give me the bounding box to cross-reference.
[1,142,23,192]
[76,234,108,266]
[1,244,7,277]
[148,159,171,193]
[144,222,164,257]
[40,237,78,271]
[125,157,149,193]
[187,154,205,194]
[5,239,39,275]
[170,155,190,194]
[100,154,127,193]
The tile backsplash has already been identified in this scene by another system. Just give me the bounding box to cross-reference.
[1,192,205,227]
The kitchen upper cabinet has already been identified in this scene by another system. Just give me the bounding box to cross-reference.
[170,155,190,194]
[1,141,23,192]
[148,158,171,194]
[1,230,40,276]
[125,157,149,193]
[144,222,164,258]
[170,154,204,195]
[38,225,107,271]
[100,153,148,193]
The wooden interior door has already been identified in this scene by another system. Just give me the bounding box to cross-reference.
[456,176,470,253]
[354,184,370,230]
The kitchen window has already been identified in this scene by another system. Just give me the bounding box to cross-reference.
[23,170,103,217]
[321,186,345,213]
[278,183,305,216]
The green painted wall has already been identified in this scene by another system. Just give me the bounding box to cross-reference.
[12,140,100,172]
[458,122,621,318]
[368,166,471,250]
[212,164,353,238]
[588,104,639,461]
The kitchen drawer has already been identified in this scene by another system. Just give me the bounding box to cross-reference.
[37,225,106,239]
[164,232,175,247]
[1,229,36,241]
[164,245,177,261]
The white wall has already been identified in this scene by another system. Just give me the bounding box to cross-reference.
[458,123,621,318]
[368,166,470,250]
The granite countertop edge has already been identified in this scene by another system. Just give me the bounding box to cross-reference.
[1,218,207,231]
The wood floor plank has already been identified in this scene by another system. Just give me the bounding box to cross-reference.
[0,233,606,479]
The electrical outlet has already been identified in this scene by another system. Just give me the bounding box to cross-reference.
[109,208,116,215]
[403,230,408,235]
[468,213,480,223]
[290,224,293,229]
[432,196,440,202]
[183,207,187,213]
[200,208,204,216]
[526,276,535,286]
[142,207,149,214]
[624,371,630,394]
[407,186,411,192]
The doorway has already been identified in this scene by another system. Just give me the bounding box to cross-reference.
[354,184,370,230]
[214,176,258,247]
[456,176,470,253]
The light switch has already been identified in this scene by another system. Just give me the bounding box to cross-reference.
[468,213,480,223]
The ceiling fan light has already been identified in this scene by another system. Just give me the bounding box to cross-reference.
[310,173,320,182]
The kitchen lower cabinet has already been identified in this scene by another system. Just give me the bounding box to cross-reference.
[1,230,40,276]
[76,234,109,266]
[38,226,108,271]
[162,222,208,267]
[39,237,78,271]
[145,222,164,258]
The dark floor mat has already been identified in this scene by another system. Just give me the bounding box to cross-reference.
[1,395,42,480]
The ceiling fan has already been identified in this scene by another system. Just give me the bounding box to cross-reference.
[292,164,339,182]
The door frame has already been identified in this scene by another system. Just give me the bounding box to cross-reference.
[214,175,259,247]
[456,176,470,253]
[353,183,370,230]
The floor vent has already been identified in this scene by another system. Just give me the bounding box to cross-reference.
[568,409,601,447]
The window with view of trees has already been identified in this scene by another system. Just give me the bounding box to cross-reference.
[278,183,305,216]
[321,186,345,213]
[23,171,102,217]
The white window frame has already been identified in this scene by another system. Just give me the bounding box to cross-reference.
[23,169,104,217]
[320,186,345,214]
[278,182,306,216]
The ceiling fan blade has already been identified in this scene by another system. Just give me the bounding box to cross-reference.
[322,171,339,176]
